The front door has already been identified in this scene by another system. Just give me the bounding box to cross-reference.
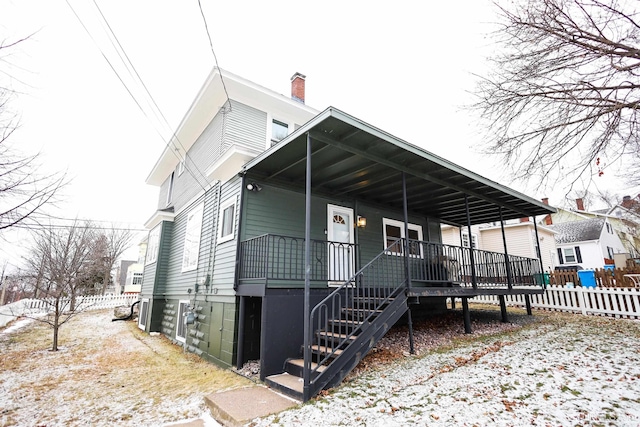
[327,204,355,284]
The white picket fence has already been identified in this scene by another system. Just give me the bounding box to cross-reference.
[471,285,640,320]
[0,295,139,327]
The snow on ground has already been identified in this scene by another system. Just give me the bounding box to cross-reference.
[2,307,639,426]
[252,316,640,426]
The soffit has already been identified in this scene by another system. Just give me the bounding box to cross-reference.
[243,108,555,226]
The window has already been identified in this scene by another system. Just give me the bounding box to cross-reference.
[461,232,477,249]
[166,172,175,206]
[176,300,189,343]
[138,299,149,330]
[182,203,204,271]
[563,247,576,263]
[607,246,614,259]
[382,218,423,256]
[558,246,582,264]
[218,197,236,243]
[132,273,143,286]
[271,119,289,144]
[606,222,613,234]
[145,226,160,265]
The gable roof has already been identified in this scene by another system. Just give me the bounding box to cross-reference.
[242,107,555,226]
[550,218,605,244]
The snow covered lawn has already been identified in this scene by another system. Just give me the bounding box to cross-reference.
[252,312,640,426]
[0,309,252,426]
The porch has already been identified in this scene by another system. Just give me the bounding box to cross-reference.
[237,233,545,297]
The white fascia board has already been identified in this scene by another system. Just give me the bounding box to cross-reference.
[206,146,260,183]
[144,210,176,230]
[146,68,318,186]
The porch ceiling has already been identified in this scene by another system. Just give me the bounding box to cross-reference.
[242,108,555,226]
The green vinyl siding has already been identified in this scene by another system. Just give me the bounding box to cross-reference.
[210,177,242,295]
[241,184,330,241]
[162,196,206,294]
[152,296,237,368]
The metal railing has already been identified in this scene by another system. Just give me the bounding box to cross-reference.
[238,234,357,284]
[238,234,542,289]
[409,240,542,288]
[306,239,407,398]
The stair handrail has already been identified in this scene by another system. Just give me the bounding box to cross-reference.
[306,239,407,388]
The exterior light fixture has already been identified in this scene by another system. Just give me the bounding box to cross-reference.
[246,182,262,192]
[357,216,367,228]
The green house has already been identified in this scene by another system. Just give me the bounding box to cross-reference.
[138,68,555,401]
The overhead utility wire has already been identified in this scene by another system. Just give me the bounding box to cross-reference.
[64,0,208,192]
[90,0,211,190]
[197,0,231,111]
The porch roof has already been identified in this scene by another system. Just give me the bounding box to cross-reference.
[242,108,555,226]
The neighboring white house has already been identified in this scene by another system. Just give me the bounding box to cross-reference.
[442,218,557,272]
[122,239,148,294]
[549,217,626,270]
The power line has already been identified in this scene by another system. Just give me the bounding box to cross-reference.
[90,0,212,190]
[64,0,210,193]
[196,0,231,112]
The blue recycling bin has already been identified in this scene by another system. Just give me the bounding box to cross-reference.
[578,270,596,288]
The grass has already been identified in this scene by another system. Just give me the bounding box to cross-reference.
[0,310,253,426]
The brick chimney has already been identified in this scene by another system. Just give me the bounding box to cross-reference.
[542,198,553,225]
[576,198,585,211]
[622,195,632,208]
[290,72,306,104]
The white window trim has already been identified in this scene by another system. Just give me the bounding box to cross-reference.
[563,247,577,263]
[218,197,237,244]
[145,226,160,265]
[166,172,175,206]
[181,203,204,272]
[266,114,295,148]
[176,300,190,343]
[178,160,185,176]
[382,218,424,257]
[461,232,478,249]
[138,298,149,330]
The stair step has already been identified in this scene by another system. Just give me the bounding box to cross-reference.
[287,358,327,373]
[311,344,344,356]
[265,373,303,400]
[342,308,384,317]
[316,331,357,341]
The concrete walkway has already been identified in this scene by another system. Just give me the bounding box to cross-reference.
[168,386,299,427]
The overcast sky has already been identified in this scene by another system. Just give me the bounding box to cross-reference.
[1,0,638,270]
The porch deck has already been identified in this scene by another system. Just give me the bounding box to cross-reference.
[237,233,545,297]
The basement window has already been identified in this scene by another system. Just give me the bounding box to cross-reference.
[138,299,149,331]
[176,300,189,343]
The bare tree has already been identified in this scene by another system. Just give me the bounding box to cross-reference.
[0,37,67,236]
[473,0,640,190]
[95,226,135,295]
[23,221,97,351]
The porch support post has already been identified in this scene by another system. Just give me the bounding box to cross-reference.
[499,207,513,290]
[464,195,478,289]
[303,132,312,401]
[533,220,544,287]
[462,297,471,333]
[499,295,509,323]
[236,296,246,368]
[401,172,415,355]
[525,294,532,315]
